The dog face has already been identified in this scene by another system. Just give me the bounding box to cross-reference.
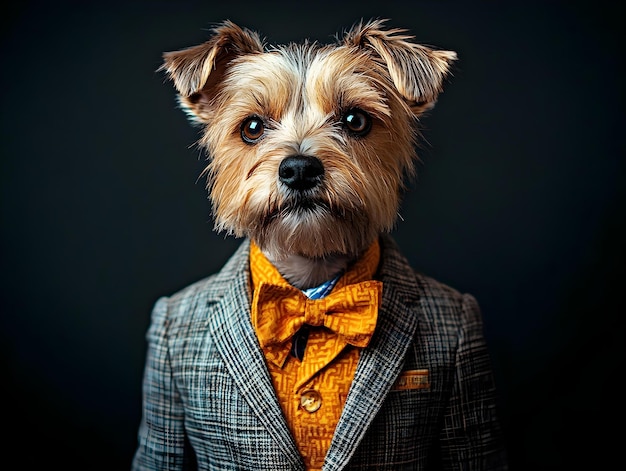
[160,20,456,261]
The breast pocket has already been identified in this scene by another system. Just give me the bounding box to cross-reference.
[351,368,446,468]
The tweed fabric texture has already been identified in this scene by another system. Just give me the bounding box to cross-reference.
[250,240,381,470]
[132,234,508,470]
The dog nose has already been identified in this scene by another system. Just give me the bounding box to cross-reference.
[278,155,324,191]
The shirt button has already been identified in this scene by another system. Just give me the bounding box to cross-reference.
[300,389,322,413]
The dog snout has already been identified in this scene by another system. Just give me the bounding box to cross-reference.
[278,155,324,191]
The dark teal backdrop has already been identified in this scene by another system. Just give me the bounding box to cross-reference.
[1,1,623,469]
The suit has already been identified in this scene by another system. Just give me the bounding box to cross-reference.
[132,234,508,470]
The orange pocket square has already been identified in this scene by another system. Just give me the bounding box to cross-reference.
[392,369,430,390]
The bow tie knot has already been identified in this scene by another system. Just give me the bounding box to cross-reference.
[252,280,382,349]
[303,298,326,326]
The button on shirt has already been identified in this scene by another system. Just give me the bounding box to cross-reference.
[249,240,381,470]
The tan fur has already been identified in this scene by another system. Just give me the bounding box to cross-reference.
[160,19,456,288]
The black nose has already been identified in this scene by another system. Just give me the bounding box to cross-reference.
[278,155,324,191]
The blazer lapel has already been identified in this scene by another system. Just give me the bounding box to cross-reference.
[205,241,304,469]
[323,235,423,471]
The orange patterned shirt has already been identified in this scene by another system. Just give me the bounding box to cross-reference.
[249,240,381,470]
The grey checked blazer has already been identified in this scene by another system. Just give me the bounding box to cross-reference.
[132,235,508,470]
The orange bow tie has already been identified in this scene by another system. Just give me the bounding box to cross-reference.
[252,280,382,349]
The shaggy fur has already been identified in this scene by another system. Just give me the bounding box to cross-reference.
[159,19,456,288]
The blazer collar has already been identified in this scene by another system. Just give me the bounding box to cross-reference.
[324,234,423,470]
[204,240,305,469]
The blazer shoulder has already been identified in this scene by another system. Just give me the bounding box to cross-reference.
[415,271,467,304]
[156,240,251,324]
[379,234,482,329]
[413,270,484,332]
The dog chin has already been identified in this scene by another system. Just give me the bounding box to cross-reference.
[254,203,373,260]
[263,199,332,227]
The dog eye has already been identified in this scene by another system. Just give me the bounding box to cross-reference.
[342,108,372,136]
[241,116,265,144]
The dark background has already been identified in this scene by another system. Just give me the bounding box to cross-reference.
[1,1,623,469]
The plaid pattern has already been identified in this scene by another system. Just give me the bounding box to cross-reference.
[132,234,508,470]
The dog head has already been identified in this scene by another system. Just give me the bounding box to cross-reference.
[160,19,456,262]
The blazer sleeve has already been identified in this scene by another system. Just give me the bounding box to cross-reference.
[438,294,509,470]
[132,297,194,471]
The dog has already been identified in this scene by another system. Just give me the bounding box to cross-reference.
[133,19,508,471]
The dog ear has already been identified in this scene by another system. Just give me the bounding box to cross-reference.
[159,20,264,122]
[344,19,457,114]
